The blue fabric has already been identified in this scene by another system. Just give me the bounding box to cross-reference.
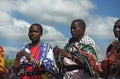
[21,42,61,79]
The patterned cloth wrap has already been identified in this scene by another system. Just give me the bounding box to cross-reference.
[15,42,60,79]
[65,43,99,76]
[101,44,120,78]
[62,35,102,78]
[0,46,8,74]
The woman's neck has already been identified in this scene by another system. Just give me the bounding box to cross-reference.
[77,35,83,42]
[31,41,40,47]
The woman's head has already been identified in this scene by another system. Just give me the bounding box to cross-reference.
[113,19,120,38]
[70,19,86,41]
[28,23,43,44]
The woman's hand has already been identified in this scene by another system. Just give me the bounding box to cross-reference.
[16,50,26,61]
[112,40,120,52]
[53,46,73,59]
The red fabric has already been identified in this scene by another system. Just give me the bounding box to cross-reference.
[25,66,33,72]
[101,47,119,78]
[20,75,42,79]
[107,50,119,64]
[73,45,103,76]
[101,48,119,68]
[30,45,41,59]
[20,45,42,79]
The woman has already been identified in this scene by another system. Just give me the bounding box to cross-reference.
[53,19,102,79]
[101,19,120,79]
[9,23,60,79]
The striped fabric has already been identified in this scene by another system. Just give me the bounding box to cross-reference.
[62,35,98,79]
[0,46,8,73]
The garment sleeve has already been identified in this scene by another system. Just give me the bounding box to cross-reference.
[42,46,60,78]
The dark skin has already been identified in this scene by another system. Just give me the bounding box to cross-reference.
[100,20,120,78]
[71,21,84,42]
[112,20,120,52]
[28,25,42,48]
[112,20,120,69]
[54,21,85,57]
[16,25,43,61]
[11,24,45,79]
[53,20,85,66]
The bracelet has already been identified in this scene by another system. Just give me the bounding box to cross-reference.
[72,56,76,62]
[37,61,41,67]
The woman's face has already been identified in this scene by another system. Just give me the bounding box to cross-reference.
[71,22,84,40]
[28,25,42,43]
[114,21,120,38]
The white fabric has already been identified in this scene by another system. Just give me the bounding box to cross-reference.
[63,35,96,79]
[63,69,91,79]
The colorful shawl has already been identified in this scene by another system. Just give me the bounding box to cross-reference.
[64,35,100,77]
[0,46,8,73]
[19,42,60,78]
[101,44,120,78]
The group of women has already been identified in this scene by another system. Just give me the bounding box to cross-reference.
[0,19,120,79]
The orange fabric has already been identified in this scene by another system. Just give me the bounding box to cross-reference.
[101,47,119,78]
[0,46,8,73]
[107,48,119,64]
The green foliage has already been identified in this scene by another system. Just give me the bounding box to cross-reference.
[4,56,15,69]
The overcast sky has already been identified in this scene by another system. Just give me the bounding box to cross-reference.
[0,0,119,61]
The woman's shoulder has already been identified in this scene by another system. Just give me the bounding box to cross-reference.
[81,34,95,46]
[106,44,113,55]
[41,41,53,49]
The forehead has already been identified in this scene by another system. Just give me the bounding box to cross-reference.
[29,25,40,30]
[115,20,120,26]
[71,21,82,28]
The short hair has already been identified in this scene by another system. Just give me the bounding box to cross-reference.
[30,23,43,34]
[114,19,120,26]
[71,19,86,31]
